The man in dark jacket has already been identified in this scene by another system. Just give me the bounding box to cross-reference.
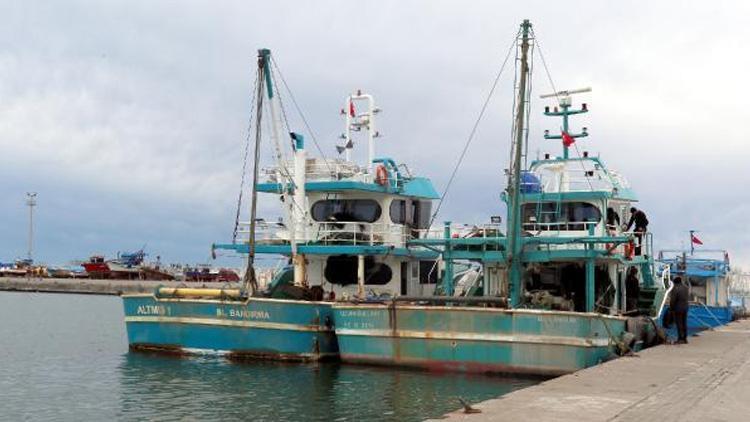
[625,267,640,312]
[624,207,649,255]
[670,276,690,344]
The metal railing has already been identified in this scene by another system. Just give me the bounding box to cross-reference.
[262,159,371,183]
[312,222,407,246]
[522,221,597,232]
[235,221,506,248]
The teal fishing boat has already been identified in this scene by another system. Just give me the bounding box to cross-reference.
[332,20,667,376]
[122,49,440,360]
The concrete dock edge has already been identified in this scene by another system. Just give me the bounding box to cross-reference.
[433,319,750,422]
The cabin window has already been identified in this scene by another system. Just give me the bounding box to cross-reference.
[311,199,382,223]
[389,199,432,229]
[413,201,432,229]
[419,260,439,284]
[522,202,601,231]
[389,200,413,225]
[323,255,393,285]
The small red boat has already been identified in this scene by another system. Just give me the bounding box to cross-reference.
[82,255,110,279]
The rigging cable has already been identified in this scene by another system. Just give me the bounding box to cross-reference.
[265,67,314,219]
[233,72,260,243]
[428,32,519,230]
[270,56,335,175]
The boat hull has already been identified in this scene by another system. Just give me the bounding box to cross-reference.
[662,304,733,336]
[123,295,338,361]
[332,304,626,376]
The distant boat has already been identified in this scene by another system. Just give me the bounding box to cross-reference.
[81,255,110,279]
[659,247,733,334]
[184,266,239,283]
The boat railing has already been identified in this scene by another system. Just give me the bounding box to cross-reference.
[414,223,504,240]
[263,159,374,183]
[619,231,653,257]
[537,168,615,193]
[522,221,598,233]
[236,221,505,248]
[523,228,653,257]
[312,221,408,246]
[235,220,290,245]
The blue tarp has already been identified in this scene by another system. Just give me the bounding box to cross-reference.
[520,171,542,193]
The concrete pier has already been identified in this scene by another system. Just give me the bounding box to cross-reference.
[437,319,750,422]
[0,277,240,295]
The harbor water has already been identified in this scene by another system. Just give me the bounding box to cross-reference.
[0,292,539,421]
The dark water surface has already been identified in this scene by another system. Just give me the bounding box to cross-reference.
[0,292,539,421]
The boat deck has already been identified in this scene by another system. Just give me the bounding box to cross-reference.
[435,318,750,421]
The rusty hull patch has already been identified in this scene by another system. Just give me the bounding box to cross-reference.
[339,353,564,378]
[129,343,192,358]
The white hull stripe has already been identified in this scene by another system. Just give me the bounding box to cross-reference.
[125,316,332,333]
[335,328,611,348]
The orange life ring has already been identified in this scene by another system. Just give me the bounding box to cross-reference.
[375,164,389,186]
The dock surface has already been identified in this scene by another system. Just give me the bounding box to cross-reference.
[436,318,750,422]
[0,277,240,295]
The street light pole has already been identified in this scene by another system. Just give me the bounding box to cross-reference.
[26,192,37,263]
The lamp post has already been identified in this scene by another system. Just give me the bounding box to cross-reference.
[26,192,37,263]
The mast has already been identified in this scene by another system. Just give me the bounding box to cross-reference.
[243,49,270,295]
[26,192,37,263]
[507,20,532,308]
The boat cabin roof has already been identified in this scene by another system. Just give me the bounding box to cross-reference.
[519,157,637,202]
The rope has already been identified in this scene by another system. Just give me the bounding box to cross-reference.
[534,37,560,104]
[270,56,334,175]
[233,72,260,242]
[261,77,308,219]
[428,33,519,230]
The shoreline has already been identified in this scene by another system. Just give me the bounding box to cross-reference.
[0,277,241,296]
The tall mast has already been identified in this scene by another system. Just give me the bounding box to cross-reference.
[243,49,271,295]
[25,192,37,263]
[507,20,532,308]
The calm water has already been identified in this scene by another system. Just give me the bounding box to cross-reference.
[0,292,538,421]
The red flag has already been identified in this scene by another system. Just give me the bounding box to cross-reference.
[562,131,575,147]
[691,233,703,245]
[349,100,356,117]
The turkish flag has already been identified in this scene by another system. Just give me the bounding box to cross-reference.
[691,234,703,245]
[562,131,575,147]
[349,101,356,117]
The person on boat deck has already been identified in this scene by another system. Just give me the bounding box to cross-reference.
[624,207,649,255]
[670,276,690,344]
[625,267,640,312]
[606,207,620,233]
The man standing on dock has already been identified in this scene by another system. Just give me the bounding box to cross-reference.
[670,276,690,344]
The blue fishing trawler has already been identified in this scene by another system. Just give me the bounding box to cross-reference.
[659,235,733,334]
[331,20,668,376]
[122,49,440,360]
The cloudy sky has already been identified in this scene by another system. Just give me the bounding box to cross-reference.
[1,0,748,269]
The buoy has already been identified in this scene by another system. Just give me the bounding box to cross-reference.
[375,164,389,186]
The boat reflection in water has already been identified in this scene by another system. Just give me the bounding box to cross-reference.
[116,354,538,421]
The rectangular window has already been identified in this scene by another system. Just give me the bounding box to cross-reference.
[419,260,438,284]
